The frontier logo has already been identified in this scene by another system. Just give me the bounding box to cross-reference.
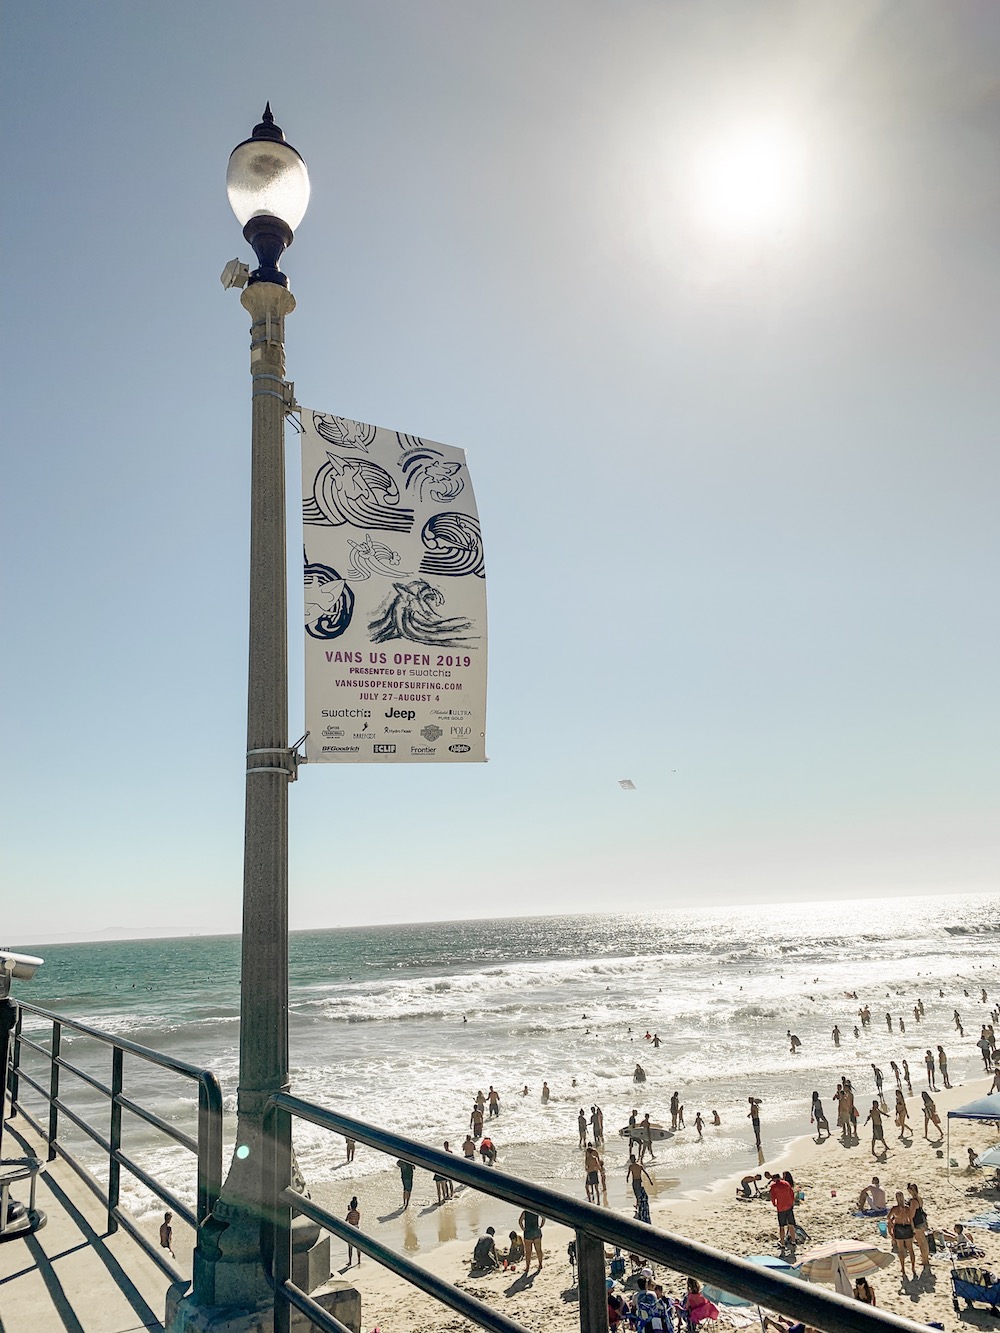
[373,744,396,755]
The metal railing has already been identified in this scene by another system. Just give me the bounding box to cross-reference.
[7,1000,223,1284]
[263,1093,936,1333]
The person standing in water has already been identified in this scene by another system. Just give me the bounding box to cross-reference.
[577,1108,587,1148]
[748,1097,762,1151]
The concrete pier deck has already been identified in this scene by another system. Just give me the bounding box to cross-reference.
[0,1120,181,1333]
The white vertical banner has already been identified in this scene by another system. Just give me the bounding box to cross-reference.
[300,410,487,763]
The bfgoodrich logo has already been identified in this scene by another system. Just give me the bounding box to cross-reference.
[448,743,471,753]
[373,744,396,755]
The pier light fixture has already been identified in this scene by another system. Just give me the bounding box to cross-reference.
[226,103,310,286]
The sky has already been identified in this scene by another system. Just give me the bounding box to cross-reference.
[1,2,998,939]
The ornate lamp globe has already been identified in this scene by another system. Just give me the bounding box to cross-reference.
[226,104,310,286]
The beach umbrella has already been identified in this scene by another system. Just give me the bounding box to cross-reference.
[975,1144,1000,1169]
[797,1241,895,1295]
[702,1255,798,1307]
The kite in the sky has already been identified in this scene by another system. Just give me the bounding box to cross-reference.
[618,779,636,791]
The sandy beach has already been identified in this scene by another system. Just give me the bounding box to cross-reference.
[336,1074,1000,1333]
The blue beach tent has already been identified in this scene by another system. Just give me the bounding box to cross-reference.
[947,1095,1000,1122]
[947,1094,1000,1176]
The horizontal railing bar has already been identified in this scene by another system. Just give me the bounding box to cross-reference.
[114,1149,196,1229]
[283,1188,529,1333]
[279,1282,358,1333]
[52,1097,113,1156]
[56,1056,113,1100]
[16,1034,52,1059]
[12,1068,49,1102]
[117,1094,198,1155]
[18,1002,211,1083]
[272,1092,931,1333]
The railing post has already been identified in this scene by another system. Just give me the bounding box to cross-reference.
[47,1020,61,1161]
[263,1098,293,1333]
[108,1046,123,1234]
[10,1002,22,1115]
[196,1073,223,1225]
[576,1228,608,1333]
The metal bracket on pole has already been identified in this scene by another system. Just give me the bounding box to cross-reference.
[246,734,309,782]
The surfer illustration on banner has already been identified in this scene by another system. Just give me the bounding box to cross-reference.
[300,409,487,763]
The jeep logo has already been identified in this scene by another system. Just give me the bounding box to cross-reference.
[385,708,416,721]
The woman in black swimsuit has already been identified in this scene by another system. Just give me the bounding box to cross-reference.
[906,1182,931,1266]
[888,1191,917,1278]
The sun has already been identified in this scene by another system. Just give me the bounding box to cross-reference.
[692,123,807,237]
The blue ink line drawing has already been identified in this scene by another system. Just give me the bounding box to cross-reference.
[313,413,377,452]
[368,579,477,648]
[419,512,485,579]
[346,533,409,581]
[304,554,355,640]
[399,444,465,504]
[304,452,414,533]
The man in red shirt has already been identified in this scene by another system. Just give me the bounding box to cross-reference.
[769,1172,797,1250]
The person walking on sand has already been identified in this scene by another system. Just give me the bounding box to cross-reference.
[159,1211,174,1257]
[397,1158,414,1208]
[626,1151,653,1203]
[902,1059,913,1095]
[584,1143,604,1204]
[577,1108,587,1148]
[518,1209,544,1274]
[345,1197,360,1266]
[937,1045,951,1089]
[866,1100,888,1156]
[871,1064,884,1097]
[890,1060,902,1091]
[894,1089,910,1137]
[921,1090,942,1139]
[888,1191,917,1279]
[345,1136,356,1163]
[810,1090,830,1139]
[747,1097,762,1151]
[924,1050,937,1091]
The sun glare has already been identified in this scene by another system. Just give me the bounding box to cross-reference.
[693,123,806,237]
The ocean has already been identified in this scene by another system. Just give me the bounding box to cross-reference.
[7,892,999,1235]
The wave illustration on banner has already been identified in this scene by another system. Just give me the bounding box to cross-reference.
[313,412,377,453]
[301,407,486,763]
[304,453,414,533]
[368,579,477,647]
[400,443,465,504]
[346,533,409,581]
[304,555,355,640]
[419,512,485,578]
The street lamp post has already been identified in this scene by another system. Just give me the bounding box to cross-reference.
[169,106,339,1331]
